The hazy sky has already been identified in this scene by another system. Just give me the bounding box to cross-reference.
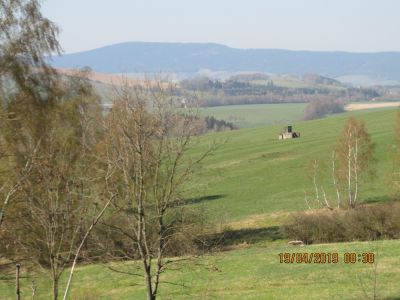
[42,0,400,54]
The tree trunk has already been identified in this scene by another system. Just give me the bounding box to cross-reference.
[331,151,341,208]
[353,137,359,208]
[144,265,155,300]
[347,142,353,208]
[16,264,20,300]
[312,160,320,206]
[62,196,113,300]
[0,186,17,229]
[52,277,59,300]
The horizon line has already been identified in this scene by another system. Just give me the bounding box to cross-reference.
[61,41,400,56]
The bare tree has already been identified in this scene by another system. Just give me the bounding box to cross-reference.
[102,82,216,300]
[357,252,379,300]
[304,158,333,209]
[62,188,115,300]
[0,132,40,229]
[331,150,341,208]
[310,159,321,207]
[336,117,375,208]
[304,124,372,210]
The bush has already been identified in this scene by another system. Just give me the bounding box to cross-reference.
[204,116,237,131]
[281,202,400,244]
[79,206,213,262]
[303,99,344,120]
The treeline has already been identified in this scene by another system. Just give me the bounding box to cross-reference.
[303,99,345,120]
[179,76,380,107]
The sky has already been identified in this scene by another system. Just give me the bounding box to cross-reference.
[42,0,400,54]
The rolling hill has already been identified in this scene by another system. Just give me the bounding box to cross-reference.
[50,42,400,84]
[188,108,397,221]
[2,108,400,299]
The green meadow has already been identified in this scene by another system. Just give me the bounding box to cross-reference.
[1,106,400,299]
[2,239,399,299]
[201,103,307,128]
[192,108,397,222]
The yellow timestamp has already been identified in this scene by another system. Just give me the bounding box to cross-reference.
[343,252,375,264]
[278,252,375,264]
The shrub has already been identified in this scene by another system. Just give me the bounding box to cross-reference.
[303,98,344,120]
[204,115,237,131]
[282,202,400,244]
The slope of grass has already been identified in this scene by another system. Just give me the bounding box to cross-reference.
[1,108,399,300]
[201,103,306,128]
[1,239,399,299]
[190,108,397,221]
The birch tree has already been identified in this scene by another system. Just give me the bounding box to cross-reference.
[0,0,61,231]
[0,2,113,298]
[0,70,113,300]
[304,158,333,210]
[336,117,375,208]
[0,0,61,92]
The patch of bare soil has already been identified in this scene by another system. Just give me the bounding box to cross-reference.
[345,102,400,111]
[56,68,166,87]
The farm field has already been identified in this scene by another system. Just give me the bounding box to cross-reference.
[245,74,345,90]
[346,102,400,111]
[1,239,399,299]
[201,103,307,128]
[201,102,400,129]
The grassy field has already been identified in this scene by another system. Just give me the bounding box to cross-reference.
[1,239,399,299]
[201,103,307,128]
[200,102,399,129]
[237,74,346,90]
[190,108,398,221]
[1,108,400,299]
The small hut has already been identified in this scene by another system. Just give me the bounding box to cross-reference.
[278,125,300,140]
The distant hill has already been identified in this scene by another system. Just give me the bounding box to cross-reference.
[50,42,400,85]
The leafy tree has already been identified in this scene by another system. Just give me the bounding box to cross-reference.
[0,0,61,97]
[0,2,114,298]
[0,72,110,300]
[0,0,61,229]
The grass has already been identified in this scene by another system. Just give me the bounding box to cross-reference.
[1,107,400,299]
[249,77,309,88]
[246,75,346,90]
[1,239,399,299]
[190,108,398,221]
[201,103,307,128]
